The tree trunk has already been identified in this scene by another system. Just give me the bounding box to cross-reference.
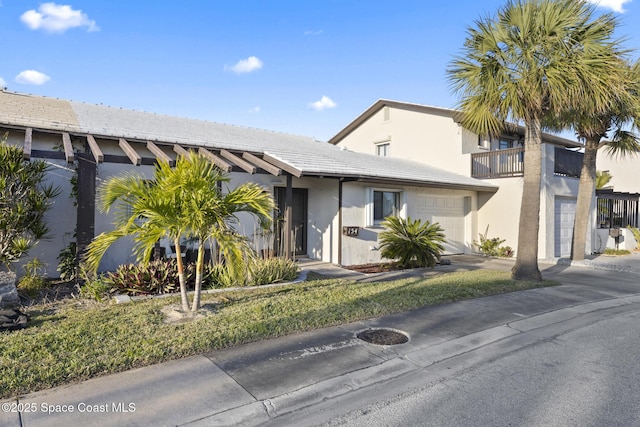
[512,118,543,281]
[175,238,190,312]
[571,137,600,261]
[191,242,205,312]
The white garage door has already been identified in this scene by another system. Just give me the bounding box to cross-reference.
[554,197,576,258]
[417,196,466,254]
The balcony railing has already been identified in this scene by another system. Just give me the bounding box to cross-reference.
[471,147,524,178]
[471,147,585,179]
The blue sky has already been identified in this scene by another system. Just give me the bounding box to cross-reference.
[1,1,638,141]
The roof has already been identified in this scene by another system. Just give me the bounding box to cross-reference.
[327,98,582,148]
[0,90,498,192]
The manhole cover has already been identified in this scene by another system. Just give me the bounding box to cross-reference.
[357,328,408,345]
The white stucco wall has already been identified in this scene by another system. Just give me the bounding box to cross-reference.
[596,154,640,193]
[340,182,478,266]
[335,107,473,176]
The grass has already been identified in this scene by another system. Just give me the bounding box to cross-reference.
[603,248,632,256]
[0,269,556,399]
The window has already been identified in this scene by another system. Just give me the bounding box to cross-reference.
[499,139,514,150]
[376,143,390,157]
[366,188,403,226]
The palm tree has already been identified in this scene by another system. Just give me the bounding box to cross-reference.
[84,152,275,312]
[595,171,613,190]
[448,0,625,280]
[569,60,640,261]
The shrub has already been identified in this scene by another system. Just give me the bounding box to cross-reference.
[249,257,298,286]
[378,216,446,268]
[0,137,61,268]
[103,259,185,296]
[17,258,48,298]
[57,242,77,282]
[475,226,513,257]
[79,275,114,302]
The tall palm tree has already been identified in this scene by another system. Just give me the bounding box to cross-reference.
[84,152,275,312]
[448,0,625,280]
[569,60,640,261]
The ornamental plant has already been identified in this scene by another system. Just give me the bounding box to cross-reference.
[378,216,446,269]
[0,136,60,269]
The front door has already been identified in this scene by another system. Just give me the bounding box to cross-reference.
[275,187,308,256]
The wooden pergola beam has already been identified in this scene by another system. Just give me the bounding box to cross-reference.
[243,152,282,176]
[23,128,32,160]
[198,147,232,172]
[86,134,104,163]
[119,138,142,166]
[62,132,75,163]
[262,153,302,178]
[173,144,189,158]
[220,149,256,174]
[147,141,174,165]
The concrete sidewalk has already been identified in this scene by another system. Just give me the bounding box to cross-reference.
[2,255,640,426]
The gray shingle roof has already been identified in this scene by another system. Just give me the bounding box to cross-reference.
[0,90,497,192]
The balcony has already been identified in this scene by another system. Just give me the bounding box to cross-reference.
[471,147,523,178]
[471,147,583,179]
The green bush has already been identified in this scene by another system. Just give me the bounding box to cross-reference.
[17,258,48,298]
[378,216,446,268]
[249,257,298,286]
[79,275,114,302]
[95,256,299,296]
[475,226,513,257]
[57,242,77,282]
[103,259,185,296]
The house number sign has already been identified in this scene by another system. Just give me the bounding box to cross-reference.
[342,226,360,237]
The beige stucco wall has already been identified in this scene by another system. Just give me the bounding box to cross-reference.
[596,154,640,193]
[335,107,474,176]
[477,144,591,260]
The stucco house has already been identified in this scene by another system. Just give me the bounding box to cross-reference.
[595,153,640,251]
[0,90,499,276]
[328,99,594,259]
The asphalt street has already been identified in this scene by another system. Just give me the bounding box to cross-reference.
[325,304,640,426]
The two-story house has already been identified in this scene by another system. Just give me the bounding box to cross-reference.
[328,99,590,259]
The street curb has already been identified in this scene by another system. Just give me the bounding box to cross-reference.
[195,292,640,425]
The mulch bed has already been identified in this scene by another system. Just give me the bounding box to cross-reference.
[344,263,402,274]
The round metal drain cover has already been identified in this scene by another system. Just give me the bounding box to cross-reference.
[357,328,408,345]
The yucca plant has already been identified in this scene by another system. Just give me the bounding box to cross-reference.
[378,216,446,269]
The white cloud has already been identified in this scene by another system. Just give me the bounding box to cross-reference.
[227,56,263,74]
[309,96,336,111]
[586,0,632,12]
[248,106,261,113]
[15,70,51,85]
[304,30,323,36]
[21,3,99,33]
[0,77,5,87]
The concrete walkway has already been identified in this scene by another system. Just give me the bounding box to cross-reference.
[2,255,639,426]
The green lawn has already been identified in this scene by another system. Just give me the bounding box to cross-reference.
[0,269,556,399]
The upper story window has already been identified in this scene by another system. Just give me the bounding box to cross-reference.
[376,142,390,157]
[499,138,515,150]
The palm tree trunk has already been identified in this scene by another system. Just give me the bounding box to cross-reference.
[512,118,543,281]
[571,137,600,261]
[191,242,205,312]
[175,239,190,311]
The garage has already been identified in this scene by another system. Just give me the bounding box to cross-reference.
[416,196,467,254]
[554,197,577,257]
